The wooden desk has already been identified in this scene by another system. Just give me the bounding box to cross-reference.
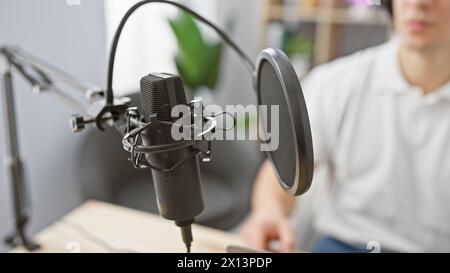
[13,200,243,253]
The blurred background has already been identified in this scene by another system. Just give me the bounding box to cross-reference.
[0,0,391,252]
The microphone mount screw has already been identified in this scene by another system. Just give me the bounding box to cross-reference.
[70,113,117,133]
[70,114,88,133]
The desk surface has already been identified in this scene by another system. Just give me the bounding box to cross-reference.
[13,200,243,253]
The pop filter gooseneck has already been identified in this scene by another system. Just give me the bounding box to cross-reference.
[106,0,255,105]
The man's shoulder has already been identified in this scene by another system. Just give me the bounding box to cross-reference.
[301,40,397,124]
[302,40,396,100]
[312,41,392,80]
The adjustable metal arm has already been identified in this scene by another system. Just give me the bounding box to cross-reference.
[0,45,129,251]
[0,63,40,251]
[1,46,100,98]
[1,46,130,132]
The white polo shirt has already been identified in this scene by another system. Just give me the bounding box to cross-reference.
[302,38,450,252]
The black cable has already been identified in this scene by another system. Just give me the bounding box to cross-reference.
[180,225,193,253]
[106,0,255,105]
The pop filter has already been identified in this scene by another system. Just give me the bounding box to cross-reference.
[255,48,314,196]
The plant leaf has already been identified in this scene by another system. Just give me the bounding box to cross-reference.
[168,11,224,90]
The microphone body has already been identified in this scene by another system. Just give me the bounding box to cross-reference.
[141,126,203,222]
[139,73,204,252]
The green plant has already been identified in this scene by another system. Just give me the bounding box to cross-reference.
[284,33,314,58]
[235,112,258,130]
[169,11,223,91]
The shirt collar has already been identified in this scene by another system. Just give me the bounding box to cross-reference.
[372,36,411,94]
[373,36,450,102]
[430,81,450,103]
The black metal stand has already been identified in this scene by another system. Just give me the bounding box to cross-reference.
[0,45,130,251]
[1,69,40,251]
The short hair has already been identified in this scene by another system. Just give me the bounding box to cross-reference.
[382,0,393,17]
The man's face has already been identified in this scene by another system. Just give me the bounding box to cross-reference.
[394,0,450,51]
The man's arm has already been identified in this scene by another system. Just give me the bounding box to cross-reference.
[240,160,297,252]
[251,160,296,217]
[241,62,330,252]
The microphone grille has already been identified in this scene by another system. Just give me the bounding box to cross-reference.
[140,73,187,122]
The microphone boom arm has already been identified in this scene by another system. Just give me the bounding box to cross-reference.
[1,46,101,102]
[0,45,130,251]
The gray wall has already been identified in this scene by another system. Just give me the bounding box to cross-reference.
[0,0,106,252]
[215,0,261,106]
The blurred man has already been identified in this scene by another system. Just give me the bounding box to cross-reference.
[241,0,450,252]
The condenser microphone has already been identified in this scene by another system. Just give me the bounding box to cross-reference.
[139,73,204,253]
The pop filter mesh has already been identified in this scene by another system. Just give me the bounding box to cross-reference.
[259,60,295,188]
